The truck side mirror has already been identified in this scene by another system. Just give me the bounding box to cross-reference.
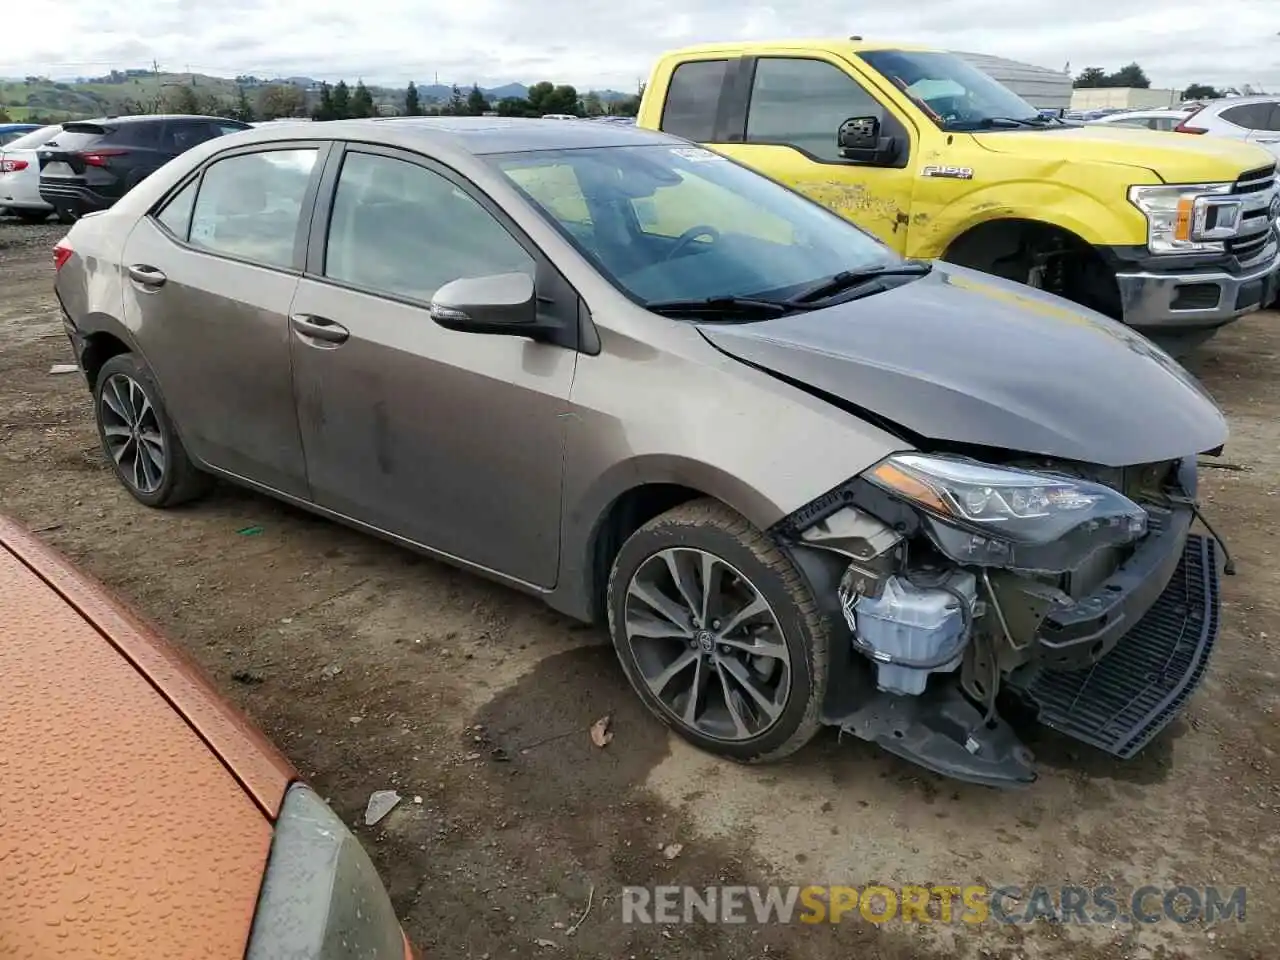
[838,116,899,166]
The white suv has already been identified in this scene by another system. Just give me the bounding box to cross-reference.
[1176,96,1280,159]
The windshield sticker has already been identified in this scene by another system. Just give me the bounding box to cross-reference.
[670,147,720,163]
[921,165,974,180]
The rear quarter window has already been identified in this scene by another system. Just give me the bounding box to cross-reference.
[1219,103,1272,131]
[660,59,728,142]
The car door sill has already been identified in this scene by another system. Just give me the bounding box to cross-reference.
[200,463,556,596]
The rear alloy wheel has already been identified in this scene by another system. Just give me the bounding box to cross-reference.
[93,354,212,508]
[607,499,830,763]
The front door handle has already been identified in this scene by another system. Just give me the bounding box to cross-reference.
[290,313,349,345]
[126,263,166,287]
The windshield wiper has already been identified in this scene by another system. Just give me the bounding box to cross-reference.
[791,261,933,304]
[946,116,1051,131]
[645,295,809,320]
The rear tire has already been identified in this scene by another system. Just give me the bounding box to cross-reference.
[93,353,212,508]
[607,498,830,764]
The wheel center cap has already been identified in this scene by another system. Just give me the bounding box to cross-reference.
[695,629,716,654]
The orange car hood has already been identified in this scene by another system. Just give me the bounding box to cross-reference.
[0,516,295,958]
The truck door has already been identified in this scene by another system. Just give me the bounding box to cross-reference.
[664,55,919,251]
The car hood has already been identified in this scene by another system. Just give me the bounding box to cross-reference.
[970,125,1274,182]
[0,515,292,958]
[698,264,1227,467]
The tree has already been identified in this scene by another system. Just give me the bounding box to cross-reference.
[445,84,465,115]
[331,80,351,119]
[582,91,605,116]
[232,86,255,122]
[525,81,554,114]
[466,84,489,115]
[495,96,534,117]
[351,80,375,118]
[1107,63,1150,89]
[404,80,421,116]
[164,84,201,114]
[257,84,305,120]
[313,82,336,120]
[1182,83,1221,100]
[0,107,10,123]
[1073,67,1107,88]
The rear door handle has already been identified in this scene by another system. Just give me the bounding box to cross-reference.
[1256,137,1280,144]
[290,313,349,345]
[126,264,166,287]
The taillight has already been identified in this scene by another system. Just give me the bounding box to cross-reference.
[1174,107,1208,135]
[80,149,128,167]
[0,158,28,173]
[53,240,73,271]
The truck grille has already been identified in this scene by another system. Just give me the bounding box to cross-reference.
[1227,164,1278,265]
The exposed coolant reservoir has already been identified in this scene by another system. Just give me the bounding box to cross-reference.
[851,571,977,696]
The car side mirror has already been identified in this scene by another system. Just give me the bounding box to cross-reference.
[838,116,899,166]
[429,272,548,338]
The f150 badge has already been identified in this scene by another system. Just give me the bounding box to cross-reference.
[921,165,974,180]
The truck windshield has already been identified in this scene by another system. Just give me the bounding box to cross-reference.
[488,144,899,309]
[860,49,1051,132]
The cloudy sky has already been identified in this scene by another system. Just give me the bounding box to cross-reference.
[5,0,1277,92]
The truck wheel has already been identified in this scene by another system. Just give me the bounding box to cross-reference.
[607,498,830,763]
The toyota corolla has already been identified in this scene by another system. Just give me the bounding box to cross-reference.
[51,118,1231,786]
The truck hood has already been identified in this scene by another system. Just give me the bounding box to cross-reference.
[699,264,1227,467]
[970,125,1273,183]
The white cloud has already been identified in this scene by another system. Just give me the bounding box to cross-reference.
[3,0,1277,92]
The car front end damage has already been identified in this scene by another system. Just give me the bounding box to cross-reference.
[774,451,1225,787]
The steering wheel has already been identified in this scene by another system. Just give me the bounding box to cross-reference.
[665,225,721,261]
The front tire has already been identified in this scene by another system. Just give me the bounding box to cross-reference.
[15,209,50,224]
[93,353,212,508]
[607,499,830,763]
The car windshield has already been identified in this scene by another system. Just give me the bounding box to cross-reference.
[488,144,897,307]
[860,49,1050,132]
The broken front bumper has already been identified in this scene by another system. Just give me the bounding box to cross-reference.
[1007,532,1221,760]
[818,514,1222,788]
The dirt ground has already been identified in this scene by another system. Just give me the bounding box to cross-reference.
[1,214,1276,960]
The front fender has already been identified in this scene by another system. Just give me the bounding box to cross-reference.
[546,323,905,622]
[911,179,1148,259]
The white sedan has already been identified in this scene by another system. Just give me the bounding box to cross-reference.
[1085,109,1192,132]
[0,123,62,222]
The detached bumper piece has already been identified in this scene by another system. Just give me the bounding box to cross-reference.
[1009,534,1220,759]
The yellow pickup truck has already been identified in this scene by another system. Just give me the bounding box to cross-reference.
[637,39,1280,352]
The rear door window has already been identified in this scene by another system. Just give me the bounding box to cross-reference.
[1220,103,1272,131]
[187,148,318,268]
[163,121,220,154]
[660,59,728,141]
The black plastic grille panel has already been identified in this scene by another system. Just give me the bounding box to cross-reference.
[1019,534,1219,759]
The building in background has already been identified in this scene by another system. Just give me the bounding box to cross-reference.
[1070,87,1183,110]
[954,52,1073,111]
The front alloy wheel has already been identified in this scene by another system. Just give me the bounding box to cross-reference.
[623,547,791,741]
[608,499,830,763]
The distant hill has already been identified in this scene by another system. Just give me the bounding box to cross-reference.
[1,70,636,122]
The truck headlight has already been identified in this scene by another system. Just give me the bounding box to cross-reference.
[245,782,408,959]
[1128,183,1242,254]
[866,453,1148,572]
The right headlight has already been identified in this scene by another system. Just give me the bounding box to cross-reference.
[866,453,1149,573]
[245,782,409,959]
[1128,182,1241,255]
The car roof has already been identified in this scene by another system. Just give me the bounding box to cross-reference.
[248,115,683,155]
[1202,95,1280,109]
[0,122,40,133]
[73,114,245,126]
[663,36,933,56]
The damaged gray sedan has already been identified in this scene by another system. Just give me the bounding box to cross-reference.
[53,118,1230,786]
